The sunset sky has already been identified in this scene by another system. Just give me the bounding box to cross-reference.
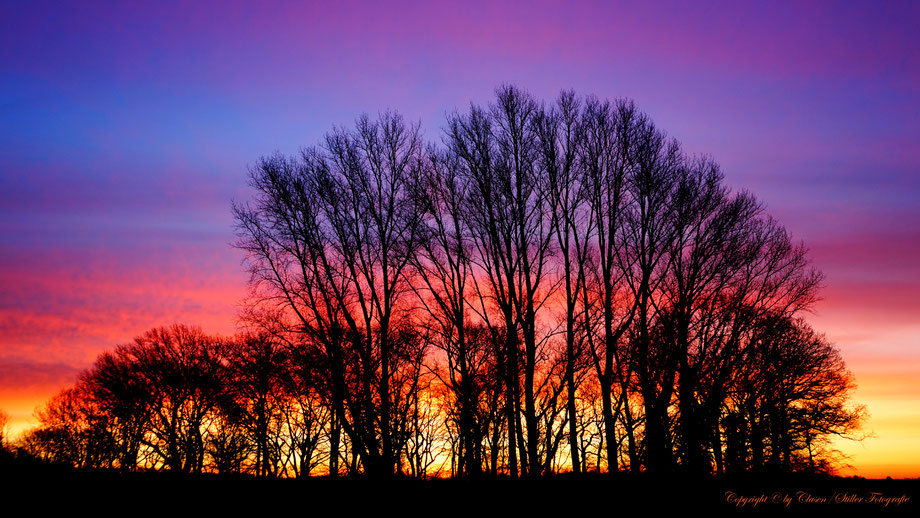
[1,1,917,477]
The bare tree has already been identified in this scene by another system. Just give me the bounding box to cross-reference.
[616,109,683,473]
[448,85,558,477]
[226,332,288,476]
[728,315,865,473]
[662,157,761,473]
[128,324,230,473]
[234,112,426,478]
[17,84,861,480]
[81,347,155,471]
[25,385,115,468]
[407,145,489,476]
[580,97,641,473]
[536,90,594,474]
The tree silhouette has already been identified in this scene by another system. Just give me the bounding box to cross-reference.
[20,85,865,480]
[225,332,288,476]
[447,85,561,477]
[234,112,427,478]
[129,325,231,473]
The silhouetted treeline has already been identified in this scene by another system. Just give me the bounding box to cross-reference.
[16,86,866,478]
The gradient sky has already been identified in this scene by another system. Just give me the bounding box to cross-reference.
[1,0,918,477]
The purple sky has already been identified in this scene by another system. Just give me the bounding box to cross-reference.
[1,0,918,476]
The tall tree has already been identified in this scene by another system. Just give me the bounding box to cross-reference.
[234,112,426,477]
[408,145,493,476]
[663,157,760,473]
[580,97,642,473]
[536,90,592,473]
[129,325,230,473]
[619,113,683,472]
[449,85,557,476]
[81,347,154,471]
[226,332,288,476]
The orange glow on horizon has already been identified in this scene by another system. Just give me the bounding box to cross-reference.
[2,261,920,478]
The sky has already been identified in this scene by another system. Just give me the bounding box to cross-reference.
[1,0,918,477]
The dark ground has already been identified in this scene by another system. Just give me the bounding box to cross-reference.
[1,453,915,515]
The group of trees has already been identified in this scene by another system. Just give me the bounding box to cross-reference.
[16,86,865,478]
[17,325,334,476]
